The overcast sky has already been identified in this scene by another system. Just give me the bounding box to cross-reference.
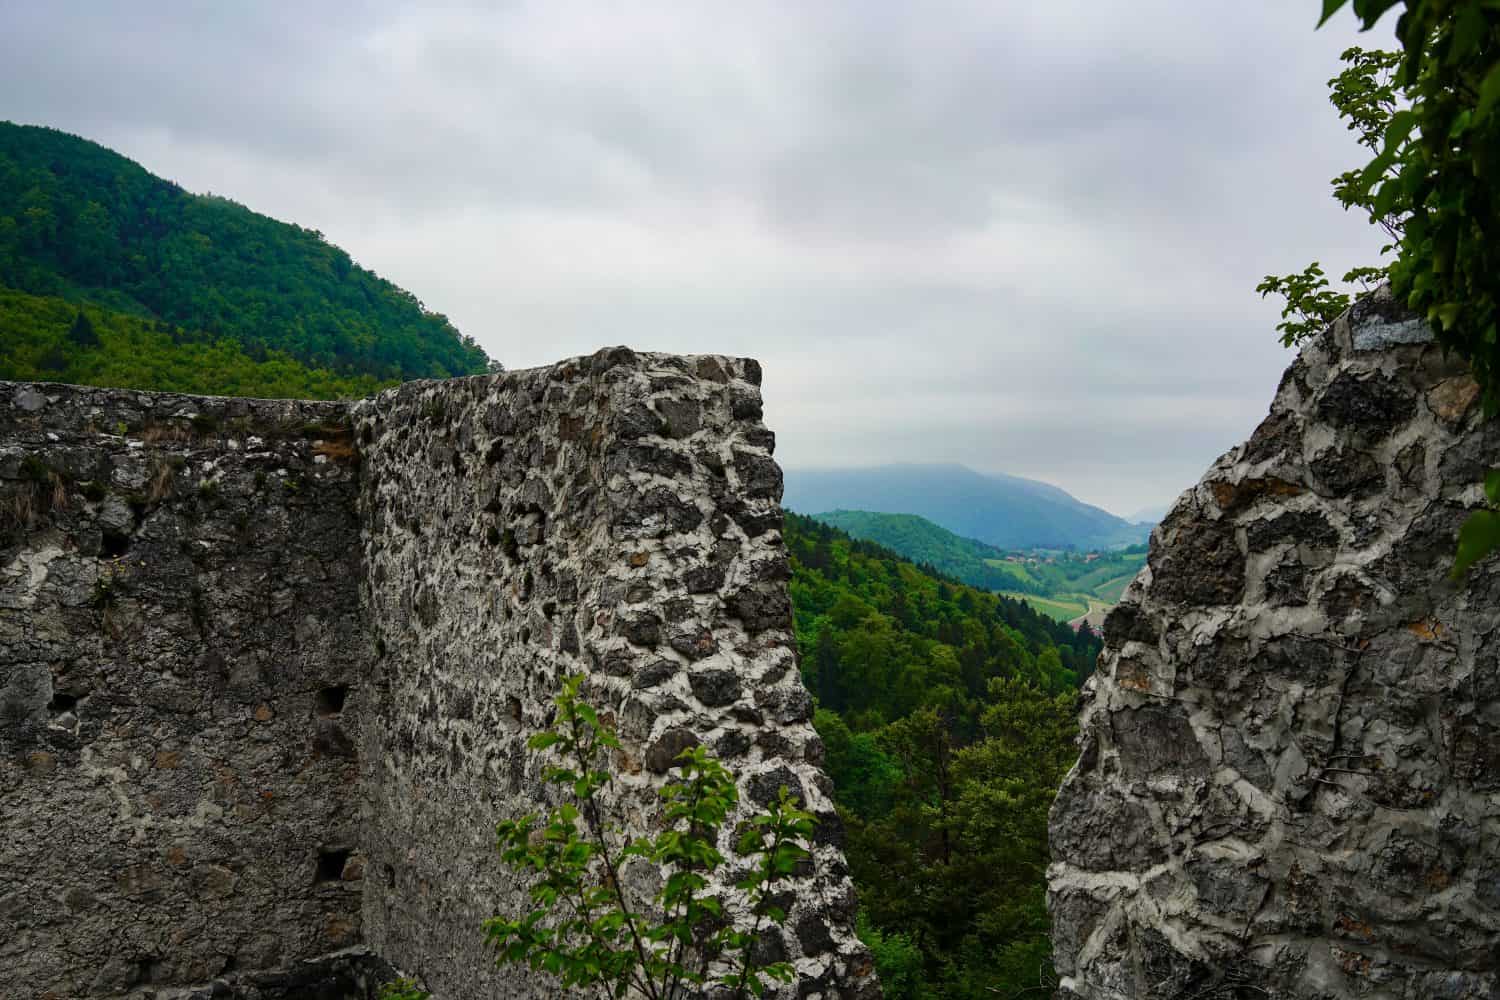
[1,1,1390,515]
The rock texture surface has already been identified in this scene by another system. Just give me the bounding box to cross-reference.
[1048,292,1500,998]
[0,349,874,999]
[354,350,873,999]
[0,385,370,999]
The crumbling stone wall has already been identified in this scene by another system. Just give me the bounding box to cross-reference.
[1048,291,1500,998]
[354,349,873,999]
[0,385,371,998]
[0,348,874,1000]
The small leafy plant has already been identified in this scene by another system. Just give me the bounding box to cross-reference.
[485,674,815,999]
[376,978,429,1000]
[1453,470,1500,578]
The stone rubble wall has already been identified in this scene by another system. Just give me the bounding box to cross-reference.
[1048,291,1500,999]
[354,349,873,1000]
[0,347,875,1000]
[0,384,370,998]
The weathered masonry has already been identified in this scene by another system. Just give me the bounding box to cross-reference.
[1048,292,1500,998]
[0,350,877,1000]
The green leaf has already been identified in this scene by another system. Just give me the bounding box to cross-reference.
[1450,4,1489,63]
[1348,0,1402,30]
[1479,62,1500,121]
[1318,0,1350,26]
[1454,509,1500,578]
[1485,469,1500,505]
[1383,108,1416,150]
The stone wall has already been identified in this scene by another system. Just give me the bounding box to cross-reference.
[354,349,871,999]
[0,348,875,999]
[1048,291,1500,998]
[0,384,370,998]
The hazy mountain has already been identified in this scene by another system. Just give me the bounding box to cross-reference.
[1126,504,1170,524]
[783,463,1150,550]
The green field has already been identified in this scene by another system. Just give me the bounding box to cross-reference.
[813,510,1147,626]
[999,591,1090,622]
[1093,571,1140,603]
[985,558,1042,587]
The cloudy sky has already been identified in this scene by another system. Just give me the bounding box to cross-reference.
[2,1,1390,515]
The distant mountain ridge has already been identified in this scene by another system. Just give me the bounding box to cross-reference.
[784,463,1149,551]
[1126,504,1169,524]
[0,122,489,384]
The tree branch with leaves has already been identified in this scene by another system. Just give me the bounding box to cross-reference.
[1265,1,1500,574]
[482,675,816,1000]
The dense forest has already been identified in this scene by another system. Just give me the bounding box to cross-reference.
[0,123,490,382]
[810,510,1033,593]
[0,286,387,399]
[785,513,1098,998]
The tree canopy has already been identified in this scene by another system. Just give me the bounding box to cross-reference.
[0,122,491,382]
[785,513,1098,998]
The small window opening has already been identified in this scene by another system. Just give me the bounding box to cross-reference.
[315,847,351,884]
[49,692,78,714]
[315,686,348,717]
[101,530,132,557]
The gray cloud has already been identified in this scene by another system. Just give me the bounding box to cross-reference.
[0,0,1389,514]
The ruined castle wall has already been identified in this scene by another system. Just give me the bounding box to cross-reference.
[0,384,372,998]
[1048,292,1500,998]
[0,350,875,1000]
[353,349,874,999]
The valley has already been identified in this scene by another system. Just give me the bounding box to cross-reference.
[809,507,1149,627]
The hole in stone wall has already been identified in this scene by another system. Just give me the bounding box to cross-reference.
[48,692,78,714]
[136,957,164,985]
[507,695,522,724]
[315,847,351,884]
[315,686,348,717]
[101,530,132,558]
[383,863,396,888]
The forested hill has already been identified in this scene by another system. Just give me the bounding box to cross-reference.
[784,511,1096,998]
[810,509,1031,593]
[785,511,1096,731]
[0,122,490,383]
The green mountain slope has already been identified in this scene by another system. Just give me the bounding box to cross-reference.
[786,512,1096,997]
[811,509,1034,593]
[0,286,386,399]
[811,509,1148,616]
[0,122,489,381]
